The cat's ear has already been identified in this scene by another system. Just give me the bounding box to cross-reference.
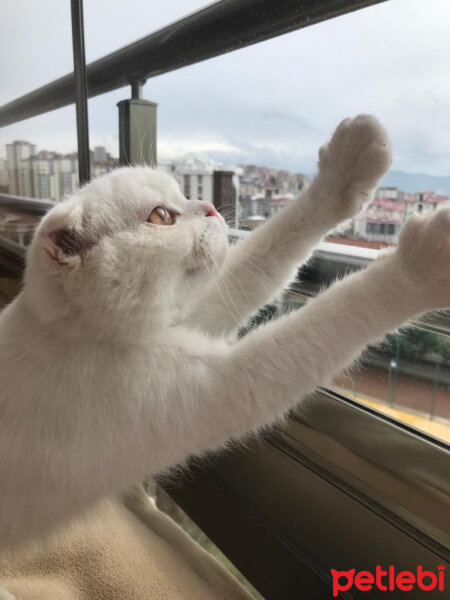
[38,204,94,266]
[42,227,85,265]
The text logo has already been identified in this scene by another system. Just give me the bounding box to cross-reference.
[330,564,445,596]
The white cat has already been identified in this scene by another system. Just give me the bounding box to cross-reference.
[0,115,449,551]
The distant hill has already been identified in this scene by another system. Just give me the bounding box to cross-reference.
[380,171,450,195]
[174,150,450,196]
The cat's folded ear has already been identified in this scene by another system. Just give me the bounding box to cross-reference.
[37,203,95,267]
[43,228,85,265]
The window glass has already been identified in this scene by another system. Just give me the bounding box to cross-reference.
[334,327,450,443]
[1,0,449,440]
[281,294,450,444]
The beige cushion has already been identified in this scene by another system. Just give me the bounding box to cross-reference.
[0,489,253,600]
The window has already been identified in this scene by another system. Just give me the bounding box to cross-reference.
[334,324,450,443]
[183,175,190,199]
[1,2,448,597]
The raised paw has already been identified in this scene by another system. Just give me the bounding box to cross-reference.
[395,207,450,311]
[318,115,392,220]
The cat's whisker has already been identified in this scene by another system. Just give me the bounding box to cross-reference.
[205,249,252,320]
[221,254,272,302]
[203,248,249,326]
[230,247,273,270]
[120,106,131,168]
[207,258,246,325]
[135,112,146,166]
[149,139,158,168]
[200,255,241,324]
[232,257,273,297]
[210,259,252,307]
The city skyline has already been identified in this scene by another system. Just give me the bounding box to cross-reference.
[1,141,117,200]
[2,137,450,197]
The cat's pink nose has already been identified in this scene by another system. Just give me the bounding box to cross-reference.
[204,203,219,218]
[187,201,220,218]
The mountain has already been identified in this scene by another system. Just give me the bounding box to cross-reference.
[168,149,450,196]
[380,171,450,195]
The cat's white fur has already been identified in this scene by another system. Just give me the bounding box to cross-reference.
[1,116,449,551]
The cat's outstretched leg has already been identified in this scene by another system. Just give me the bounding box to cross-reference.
[188,115,392,336]
[157,208,450,467]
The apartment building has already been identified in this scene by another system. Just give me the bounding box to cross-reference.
[352,187,449,244]
[6,141,36,196]
[5,142,117,201]
[159,156,239,224]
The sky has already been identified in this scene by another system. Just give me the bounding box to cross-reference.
[1,0,450,180]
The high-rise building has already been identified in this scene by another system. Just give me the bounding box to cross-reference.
[94,146,107,164]
[6,141,36,196]
[4,141,119,201]
[4,143,81,200]
[29,151,79,200]
[0,158,9,193]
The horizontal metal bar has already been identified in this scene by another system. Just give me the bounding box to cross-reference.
[230,227,378,270]
[0,0,387,127]
[230,228,379,263]
[279,390,450,551]
[0,238,26,276]
[0,193,55,216]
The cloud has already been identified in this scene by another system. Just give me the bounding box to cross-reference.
[159,138,245,159]
[1,0,449,179]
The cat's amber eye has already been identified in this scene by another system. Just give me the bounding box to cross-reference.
[148,206,175,226]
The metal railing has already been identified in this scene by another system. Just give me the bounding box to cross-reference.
[0,0,386,126]
[0,0,388,185]
[0,193,55,216]
[1,1,449,597]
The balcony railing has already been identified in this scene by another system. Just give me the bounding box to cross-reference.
[1,1,448,598]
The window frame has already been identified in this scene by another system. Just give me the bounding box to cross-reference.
[164,388,450,598]
[1,0,449,596]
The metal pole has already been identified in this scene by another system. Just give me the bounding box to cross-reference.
[131,80,144,100]
[429,360,441,421]
[117,81,157,166]
[388,339,401,407]
[71,0,90,185]
[354,367,361,398]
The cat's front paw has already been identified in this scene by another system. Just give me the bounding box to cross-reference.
[394,207,450,311]
[318,115,392,220]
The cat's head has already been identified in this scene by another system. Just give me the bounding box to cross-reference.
[24,167,229,336]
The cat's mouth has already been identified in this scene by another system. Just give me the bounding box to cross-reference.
[184,228,226,277]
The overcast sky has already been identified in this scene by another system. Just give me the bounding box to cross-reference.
[1,0,449,177]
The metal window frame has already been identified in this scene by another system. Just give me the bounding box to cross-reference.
[166,390,449,598]
[1,1,449,597]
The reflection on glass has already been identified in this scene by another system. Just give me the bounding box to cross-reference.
[0,208,39,247]
[0,276,21,310]
[333,327,450,443]
[277,296,450,444]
